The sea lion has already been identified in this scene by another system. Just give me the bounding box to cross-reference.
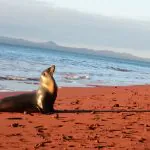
[0,65,58,114]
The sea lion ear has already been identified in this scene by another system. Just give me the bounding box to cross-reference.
[42,71,48,77]
[50,65,55,74]
[43,71,47,76]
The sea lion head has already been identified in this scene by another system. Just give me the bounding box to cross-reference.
[40,65,57,93]
[42,65,55,76]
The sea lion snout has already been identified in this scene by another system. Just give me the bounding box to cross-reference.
[48,65,55,76]
[50,65,55,72]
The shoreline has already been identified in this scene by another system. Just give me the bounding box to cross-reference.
[0,83,150,91]
[0,85,150,149]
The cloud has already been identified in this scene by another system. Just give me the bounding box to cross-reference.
[0,0,150,57]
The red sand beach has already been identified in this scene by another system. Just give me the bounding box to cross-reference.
[0,85,150,150]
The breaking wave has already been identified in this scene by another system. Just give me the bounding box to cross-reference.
[0,75,39,82]
[62,73,90,80]
[107,66,132,72]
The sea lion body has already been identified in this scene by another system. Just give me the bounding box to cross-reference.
[0,65,57,113]
[0,92,37,112]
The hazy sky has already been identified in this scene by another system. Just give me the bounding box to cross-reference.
[1,0,150,58]
[44,0,150,21]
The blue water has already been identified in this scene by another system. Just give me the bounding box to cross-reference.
[0,44,150,91]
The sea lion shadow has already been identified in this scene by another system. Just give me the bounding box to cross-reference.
[55,109,98,113]
[54,109,150,113]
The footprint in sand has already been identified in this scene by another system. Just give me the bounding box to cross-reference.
[34,125,48,140]
[10,123,25,128]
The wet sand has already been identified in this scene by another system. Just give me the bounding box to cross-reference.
[0,85,150,150]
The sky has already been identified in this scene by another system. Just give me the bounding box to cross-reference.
[44,0,150,21]
[1,0,150,58]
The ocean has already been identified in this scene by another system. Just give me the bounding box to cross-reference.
[0,44,150,91]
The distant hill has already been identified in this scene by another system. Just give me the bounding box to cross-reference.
[0,36,150,62]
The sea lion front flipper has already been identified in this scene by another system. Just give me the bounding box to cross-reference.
[36,105,44,113]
